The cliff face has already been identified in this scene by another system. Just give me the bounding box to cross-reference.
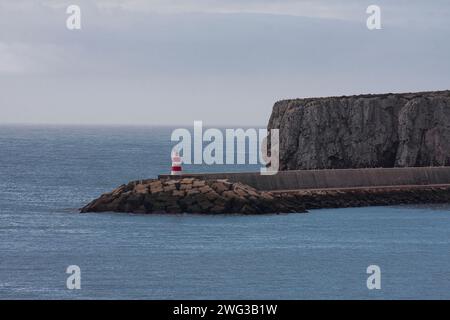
[268,90,450,170]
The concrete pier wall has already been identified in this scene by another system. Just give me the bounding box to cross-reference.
[159,167,450,191]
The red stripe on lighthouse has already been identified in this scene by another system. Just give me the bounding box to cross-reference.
[171,151,183,175]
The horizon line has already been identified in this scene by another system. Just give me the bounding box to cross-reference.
[0,122,268,128]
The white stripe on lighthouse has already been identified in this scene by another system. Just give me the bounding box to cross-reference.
[171,151,182,175]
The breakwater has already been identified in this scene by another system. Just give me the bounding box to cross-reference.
[81,177,307,214]
[159,167,450,191]
[81,167,450,214]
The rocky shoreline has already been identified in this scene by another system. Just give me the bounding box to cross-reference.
[80,177,450,214]
[278,185,450,210]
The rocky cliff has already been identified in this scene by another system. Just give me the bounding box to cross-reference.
[268,90,450,170]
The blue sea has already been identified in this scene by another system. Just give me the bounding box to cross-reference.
[0,125,449,299]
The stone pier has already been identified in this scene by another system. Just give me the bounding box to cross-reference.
[81,167,450,214]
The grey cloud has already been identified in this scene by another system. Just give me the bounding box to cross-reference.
[0,0,449,125]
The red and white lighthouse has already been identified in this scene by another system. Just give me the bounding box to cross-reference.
[171,151,182,175]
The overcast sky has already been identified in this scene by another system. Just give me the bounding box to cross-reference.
[1,0,450,126]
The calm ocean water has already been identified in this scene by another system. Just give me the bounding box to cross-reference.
[0,125,449,299]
